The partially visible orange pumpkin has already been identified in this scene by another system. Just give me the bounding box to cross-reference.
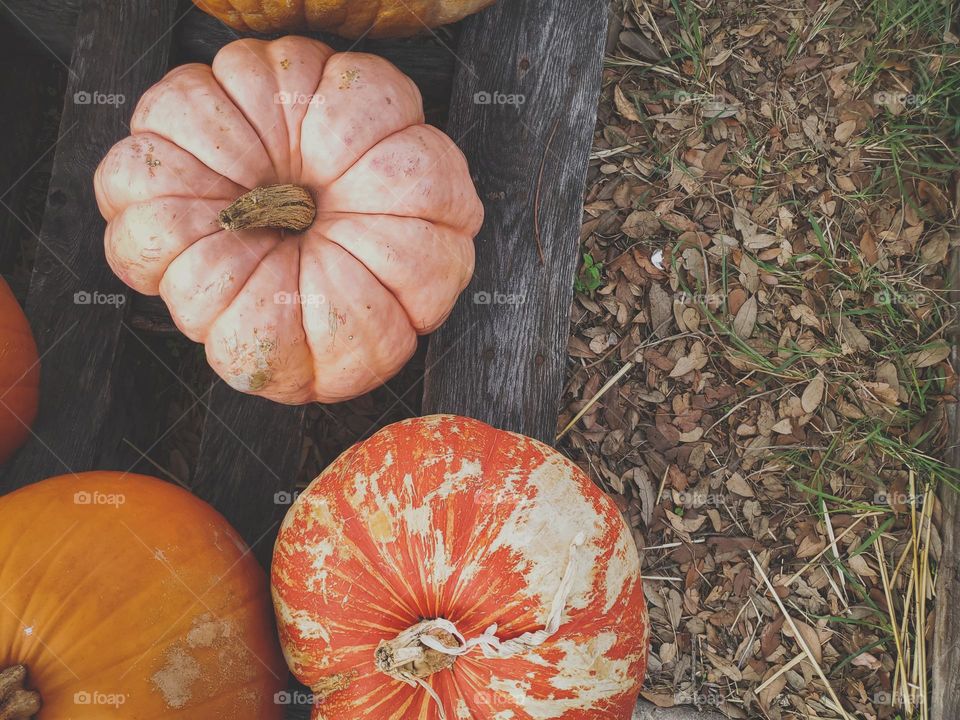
[193,0,497,37]
[0,473,287,719]
[0,277,39,465]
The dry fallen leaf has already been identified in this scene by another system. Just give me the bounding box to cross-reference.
[670,342,708,377]
[733,295,758,339]
[801,375,826,413]
[906,343,950,369]
[834,119,857,142]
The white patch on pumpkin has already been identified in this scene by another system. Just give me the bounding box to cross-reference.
[485,632,634,719]
[488,459,604,616]
[603,527,639,612]
[307,537,336,598]
[430,528,455,585]
[455,699,472,718]
[287,609,331,644]
[436,458,483,497]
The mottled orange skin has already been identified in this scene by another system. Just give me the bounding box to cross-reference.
[0,473,287,719]
[193,0,497,37]
[95,36,482,405]
[272,415,649,719]
[0,277,38,465]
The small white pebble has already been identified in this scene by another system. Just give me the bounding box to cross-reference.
[651,249,665,269]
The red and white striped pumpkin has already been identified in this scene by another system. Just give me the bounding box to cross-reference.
[272,415,649,719]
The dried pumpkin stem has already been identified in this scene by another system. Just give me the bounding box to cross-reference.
[0,665,41,720]
[218,183,316,232]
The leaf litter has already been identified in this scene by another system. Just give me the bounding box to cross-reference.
[561,1,959,717]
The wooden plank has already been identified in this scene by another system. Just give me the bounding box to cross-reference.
[0,2,456,120]
[421,0,607,445]
[0,26,63,273]
[932,248,960,718]
[191,391,305,568]
[1,0,178,490]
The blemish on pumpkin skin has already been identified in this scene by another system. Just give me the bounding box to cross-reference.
[339,69,361,89]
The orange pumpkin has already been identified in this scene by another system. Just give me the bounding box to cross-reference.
[0,277,39,465]
[0,473,287,719]
[193,0,497,37]
[95,36,482,405]
[272,415,649,719]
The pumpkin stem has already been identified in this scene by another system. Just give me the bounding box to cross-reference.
[218,184,316,232]
[0,665,41,720]
[374,622,461,681]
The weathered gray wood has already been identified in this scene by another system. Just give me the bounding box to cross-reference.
[422,0,608,444]
[0,1,455,117]
[0,28,62,272]
[932,248,960,718]
[191,390,306,568]
[1,0,178,490]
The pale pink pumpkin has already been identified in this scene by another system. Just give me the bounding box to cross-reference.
[272,415,650,719]
[95,37,482,404]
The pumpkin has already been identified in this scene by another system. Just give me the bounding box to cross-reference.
[192,0,497,37]
[94,36,482,405]
[272,415,649,719]
[0,472,287,719]
[0,277,39,465]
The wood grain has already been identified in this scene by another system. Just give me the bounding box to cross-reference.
[422,0,608,445]
[1,0,179,490]
[932,248,960,718]
[191,387,306,569]
[0,1,455,119]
